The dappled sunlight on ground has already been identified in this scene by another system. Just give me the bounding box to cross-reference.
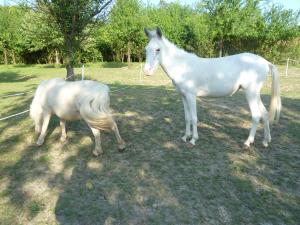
[0,64,299,224]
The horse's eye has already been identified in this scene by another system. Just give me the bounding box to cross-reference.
[156,49,160,52]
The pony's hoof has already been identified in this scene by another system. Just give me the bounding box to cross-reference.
[36,140,44,146]
[243,142,250,149]
[118,143,126,152]
[60,137,67,142]
[262,140,269,147]
[92,150,103,157]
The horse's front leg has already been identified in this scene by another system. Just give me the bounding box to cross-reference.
[60,119,67,142]
[186,94,198,145]
[181,95,191,142]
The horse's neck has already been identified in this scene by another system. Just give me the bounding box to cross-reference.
[160,38,194,81]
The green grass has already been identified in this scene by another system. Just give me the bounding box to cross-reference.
[0,63,299,225]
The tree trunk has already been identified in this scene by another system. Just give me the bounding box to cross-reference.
[12,50,16,65]
[66,63,74,80]
[219,46,223,57]
[127,42,131,67]
[65,38,75,80]
[3,47,8,65]
[55,49,60,65]
[47,54,52,64]
[218,40,223,57]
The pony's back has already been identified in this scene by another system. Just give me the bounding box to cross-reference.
[30,78,113,131]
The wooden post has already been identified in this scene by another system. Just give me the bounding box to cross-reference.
[285,58,289,77]
[82,64,85,80]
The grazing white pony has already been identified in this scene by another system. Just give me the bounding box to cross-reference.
[144,28,281,147]
[30,78,125,156]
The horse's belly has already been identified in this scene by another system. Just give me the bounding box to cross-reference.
[196,84,238,97]
[54,108,81,121]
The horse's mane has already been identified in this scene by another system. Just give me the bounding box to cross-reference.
[162,36,199,60]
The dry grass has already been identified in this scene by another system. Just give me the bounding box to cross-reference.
[0,63,299,225]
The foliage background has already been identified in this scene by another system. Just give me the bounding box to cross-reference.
[0,0,299,65]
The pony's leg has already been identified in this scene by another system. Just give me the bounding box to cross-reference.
[259,97,271,147]
[244,92,261,147]
[89,127,103,156]
[181,95,191,142]
[36,113,51,146]
[112,122,126,151]
[186,94,198,145]
[35,115,43,134]
[60,119,67,142]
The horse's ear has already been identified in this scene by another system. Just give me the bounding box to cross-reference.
[156,27,162,39]
[144,28,151,38]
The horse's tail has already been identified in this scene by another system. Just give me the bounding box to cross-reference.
[268,63,281,123]
[80,87,115,131]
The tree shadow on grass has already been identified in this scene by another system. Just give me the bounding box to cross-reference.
[0,71,36,83]
[0,83,299,224]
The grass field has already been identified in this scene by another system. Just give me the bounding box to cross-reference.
[0,63,299,225]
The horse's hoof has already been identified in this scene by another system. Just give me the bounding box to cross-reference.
[243,142,250,149]
[36,140,44,146]
[92,150,103,157]
[182,135,192,143]
[189,138,196,147]
[60,138,67,142]
[262,140,268,147]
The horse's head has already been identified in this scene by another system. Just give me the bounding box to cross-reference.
[144,27,163,76]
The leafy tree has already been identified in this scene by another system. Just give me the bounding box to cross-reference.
[1,0,299,65]
[0,6,23,64]
[147,2,192,48]
[108,0,145,66]
[260,4,300,61]
[198,0,265,56]
[19,10,63,64]
[31,0,113,79]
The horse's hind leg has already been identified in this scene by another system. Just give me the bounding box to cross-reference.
[244,91,262,147]
[36,113,51,146]
[186,93,198,145]
[60,119,67,142]
[112,121,126,151]
[259,97,271,147]
[89,127,103,156]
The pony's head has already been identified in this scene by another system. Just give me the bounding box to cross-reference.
[144,27,163,75]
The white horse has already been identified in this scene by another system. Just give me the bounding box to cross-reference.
[144,27,281,147]
[30,78,126,156]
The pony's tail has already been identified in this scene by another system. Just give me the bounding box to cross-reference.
[80,91,115,131]
[268,63,281,123]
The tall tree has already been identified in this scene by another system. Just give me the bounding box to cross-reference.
[109,0,144,66]
[31,0,113,79]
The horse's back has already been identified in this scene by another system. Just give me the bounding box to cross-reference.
[188,53,271,96]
